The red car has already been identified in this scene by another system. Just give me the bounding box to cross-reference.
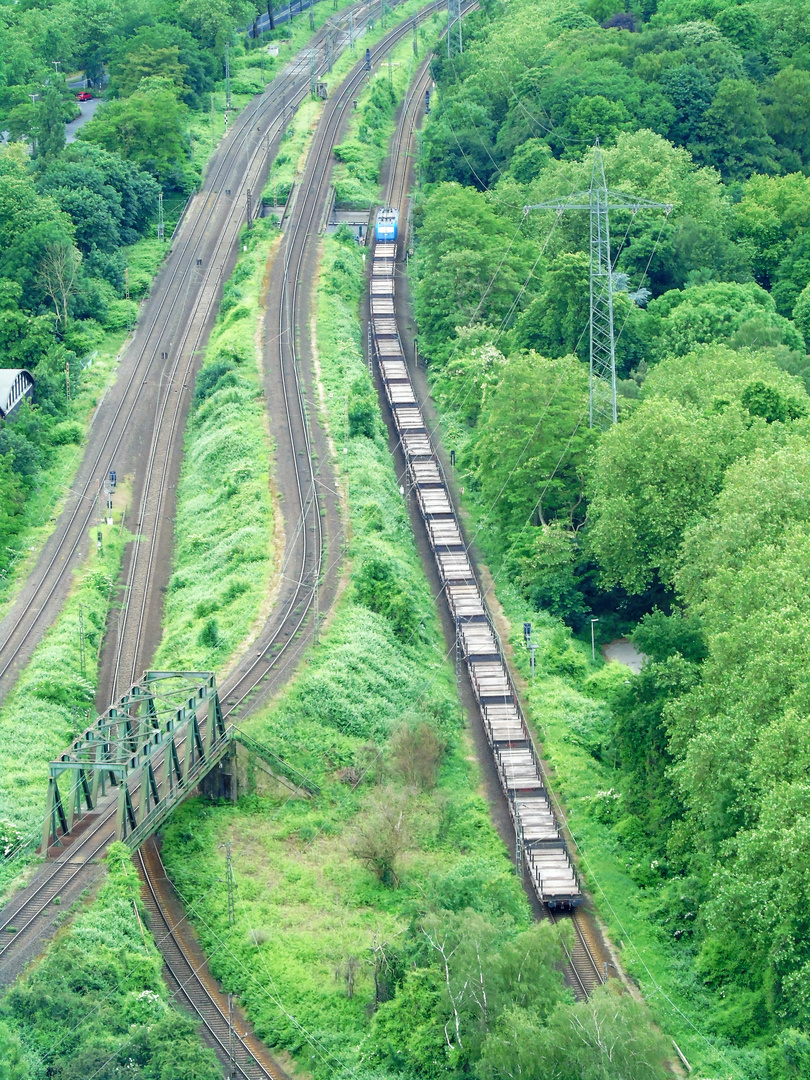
[76,91,93,102]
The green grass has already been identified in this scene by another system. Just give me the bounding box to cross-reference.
[151,218,278,674]
[0,518,125,898]
[158,231,531,1078]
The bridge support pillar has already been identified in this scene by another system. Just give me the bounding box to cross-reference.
[200,745,238,803]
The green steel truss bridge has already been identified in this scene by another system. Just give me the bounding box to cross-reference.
[43,672,229,852]
[42,671,318,854]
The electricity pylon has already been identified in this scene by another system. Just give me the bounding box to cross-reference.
[446,0,462,57]
[524,143,672,429]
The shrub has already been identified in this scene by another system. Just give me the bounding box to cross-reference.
[350,787,412,886]
[50,420,83,445]
[388,719,445,791]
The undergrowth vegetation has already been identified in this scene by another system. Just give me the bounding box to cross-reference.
[1,844,222,1079]
[0,519,123,872]
[152,218,277,673]
[261,97,321,208]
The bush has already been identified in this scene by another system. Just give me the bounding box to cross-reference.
[350,787,412,886]
[50,420,83,445]
[388,719,445,790]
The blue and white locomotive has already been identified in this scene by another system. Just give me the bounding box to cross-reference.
[375,206,399,243]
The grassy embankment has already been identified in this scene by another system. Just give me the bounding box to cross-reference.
[425,405,738,1077]
[149,217,279,673]
[0,515,125,898]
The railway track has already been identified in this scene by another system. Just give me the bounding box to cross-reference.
[0,0,374,711]
[559,909,606,1000]
[218,3,449,718]
[0,0,453,1041]
[376,26,613,1002]
[137,841,289,1080]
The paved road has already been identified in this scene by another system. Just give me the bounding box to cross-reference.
[65,97,100,143]
[603,637,645,672]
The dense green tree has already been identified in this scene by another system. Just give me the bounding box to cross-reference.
[647,280,805,358]
[503,522,590,627]
[0,1021,28,1080]
[586,397,761,593]
[416,183,531,361]
[731,172,810,287]
[699,78,778,180]
[514,252,589,358]
[474,351,592,534]
[477,983,670,1080]
[659,63,714,146]
[761,67,810,171]
[772,233,810,318]
[794,283,810,344]
[79,82,191,189]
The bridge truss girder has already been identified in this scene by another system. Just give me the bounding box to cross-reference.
[43,671,228,853]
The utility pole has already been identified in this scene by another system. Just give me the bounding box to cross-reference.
[326,31,333,72]
[52,60,61,75]
[350,10,355,48]
[225,42,231,112]
[380,0,386,26]
[310,49,316,97]
[65,360,70,403]
[309,5,314,29]
[157,191,165,242]
[524,143,672,429]
[388,54,393,90]
[78,603,86,679]
[413,18,418,55]
[246,187,253,228]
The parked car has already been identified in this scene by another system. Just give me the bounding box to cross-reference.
[76,91,93,101]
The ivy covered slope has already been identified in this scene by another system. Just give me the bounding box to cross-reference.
[414,0,810,1074]
[0,844,223,1080]
[159,232,668,1080]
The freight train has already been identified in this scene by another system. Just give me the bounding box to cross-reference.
[368,208,582,909]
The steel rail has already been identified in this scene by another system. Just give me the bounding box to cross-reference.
[0,0,376,705]
[376,27,611,1001]
[0,0,448,991]
[109,0,388,695]
[136,843,289,1080]
[219,0,447,718]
